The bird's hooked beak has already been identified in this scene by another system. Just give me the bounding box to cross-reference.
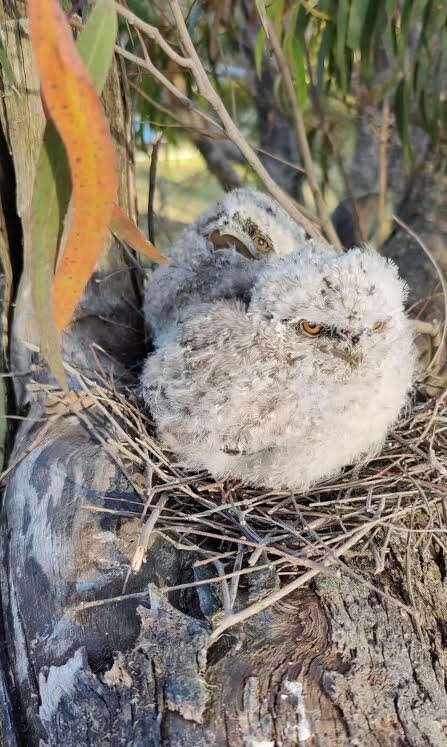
[205,229,256,259]
[318,336,364,367]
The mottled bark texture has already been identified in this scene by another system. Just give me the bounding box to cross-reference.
[1,1,447,745]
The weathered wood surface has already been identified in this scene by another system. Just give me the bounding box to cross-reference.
[1,1,447,745]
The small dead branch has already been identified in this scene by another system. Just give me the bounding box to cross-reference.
[377,97,390,249]
[131,493,169,572]
[147,132,163,244]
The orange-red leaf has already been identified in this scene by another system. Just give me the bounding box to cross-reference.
[28,0,118,332]
[110,205,169,264]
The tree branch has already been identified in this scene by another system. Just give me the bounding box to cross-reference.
[378,97,390,250]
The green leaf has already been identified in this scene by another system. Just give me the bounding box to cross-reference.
[255,26,266,77]
[398,0,413,59]
[255,0,269,35]
[335,0,348,89]
[30,0,117,386]
[284,3,307,109]
[291,34,307,109]
[317,0,332,92]
[346,0,369,50]
[360,0,380,78]
[413,47,428,99]
[77,0,118,93]
[394,78,413,165]
[267,0,285,38]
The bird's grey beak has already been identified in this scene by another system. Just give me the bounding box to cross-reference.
[319,343,363,367]
[205,229,256,259]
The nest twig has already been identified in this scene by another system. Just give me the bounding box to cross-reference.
[28,364,447,640]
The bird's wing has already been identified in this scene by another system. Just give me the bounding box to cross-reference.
[144,240,258,345]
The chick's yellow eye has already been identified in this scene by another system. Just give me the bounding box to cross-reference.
[373,321,385,331]
[300,320,322,336]
[253,235,271,251]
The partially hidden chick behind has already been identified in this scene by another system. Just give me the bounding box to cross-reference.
[141,246,415,491]
[144,188,311,345]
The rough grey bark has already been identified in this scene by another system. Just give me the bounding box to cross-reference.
[1,1,447,745]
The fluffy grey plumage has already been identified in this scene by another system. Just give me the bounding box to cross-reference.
[144,188,310,344]
[141,246,415,490]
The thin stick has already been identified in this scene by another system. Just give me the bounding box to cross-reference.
[116,3,194,68]
[131,493,168,572]
[207,517,415,644]
[147,132,162,244]
[378,97,390,249]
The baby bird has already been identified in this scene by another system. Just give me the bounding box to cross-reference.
[144,188,310,345]
[141,246,415,491]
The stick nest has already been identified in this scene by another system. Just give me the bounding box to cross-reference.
[43,364,447,634]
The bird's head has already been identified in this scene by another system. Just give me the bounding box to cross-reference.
[250,246,414,374]
[194,187,306,259]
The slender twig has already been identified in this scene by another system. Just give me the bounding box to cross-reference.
[115,45,220,132]
[131,493,168,572]
[130,80,313,202]
[116,3,194,68]
[147,132,162,244]
[207,521,382,644]
[265,17,343,252]
[378,97,390,250]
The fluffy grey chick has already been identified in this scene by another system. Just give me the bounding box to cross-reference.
[144,187,311,345]
[141,246,415,491]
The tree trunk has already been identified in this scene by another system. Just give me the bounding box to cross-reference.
[1,2,447,745]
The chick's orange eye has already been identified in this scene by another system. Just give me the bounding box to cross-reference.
[373,321,385,331]
[300,320,322,336]
[253,235,271,251]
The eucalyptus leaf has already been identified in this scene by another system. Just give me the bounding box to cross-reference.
[255,27,266,77]
[346,0,369,50]
[335,0,348,89]
[30,0,117,386]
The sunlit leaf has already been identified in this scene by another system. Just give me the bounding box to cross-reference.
[30,123,70,387]
[110,205,169,264]
[284,3,307,109]
[255,0,270,36]
[290,35,307,109]
[77,0,117,93]
[266,0,285,38]
[300,0,330,22]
